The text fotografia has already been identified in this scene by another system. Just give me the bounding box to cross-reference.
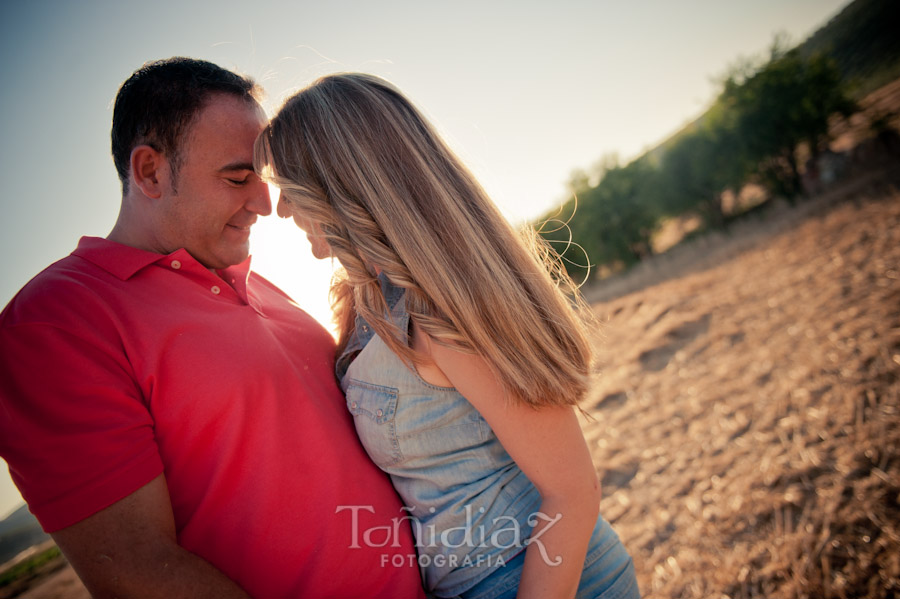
[382,552,508,569]
[336,505,564,566]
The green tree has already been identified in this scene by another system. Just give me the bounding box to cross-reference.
[541,158,660,281]
[655,108,745,228]
[541,37,857,278]
[720,48,856,198]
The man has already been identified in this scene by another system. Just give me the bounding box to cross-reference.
[0,58,424,598]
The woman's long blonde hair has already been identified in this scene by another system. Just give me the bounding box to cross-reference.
[255,73,593,408]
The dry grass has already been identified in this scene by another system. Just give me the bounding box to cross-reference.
[584,174,900,598]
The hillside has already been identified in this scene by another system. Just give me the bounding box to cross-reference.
[798,0,900,98]
[0,507,47,568]
[647,0,900,165]
[584,167,900,597]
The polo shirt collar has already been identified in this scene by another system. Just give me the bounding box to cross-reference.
[72,236,252,282]
[73,237,164,280]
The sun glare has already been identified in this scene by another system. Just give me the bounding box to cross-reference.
[250,188,339,337]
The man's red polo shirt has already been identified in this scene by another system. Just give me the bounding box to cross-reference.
[0,237,423,598]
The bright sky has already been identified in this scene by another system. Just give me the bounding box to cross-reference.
[0,0,849,520]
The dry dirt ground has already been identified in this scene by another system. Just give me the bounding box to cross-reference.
[584,172,900,598]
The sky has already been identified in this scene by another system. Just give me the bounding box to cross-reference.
[0,0,850,520]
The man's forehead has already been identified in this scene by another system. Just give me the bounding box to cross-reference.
[181,94,267,151]
[188,94,265,132]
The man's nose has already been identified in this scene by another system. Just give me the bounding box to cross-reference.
[247,180,273,216]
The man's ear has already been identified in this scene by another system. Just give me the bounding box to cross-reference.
[129,145,168,199]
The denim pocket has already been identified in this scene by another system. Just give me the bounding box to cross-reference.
[345,379,403,466]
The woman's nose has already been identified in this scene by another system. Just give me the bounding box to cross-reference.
[277,192,292,219]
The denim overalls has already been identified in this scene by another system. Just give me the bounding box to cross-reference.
[336,276,638,599]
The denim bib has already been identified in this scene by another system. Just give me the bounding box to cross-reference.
[337,276,542,596]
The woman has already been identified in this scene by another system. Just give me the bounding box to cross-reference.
[255,73,638,599]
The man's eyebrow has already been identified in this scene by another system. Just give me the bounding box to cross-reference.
[218,161,255,173]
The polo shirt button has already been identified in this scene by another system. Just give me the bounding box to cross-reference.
[362,325,369,333]
[211,285,221,295]
[376,408,384,417]
[351,401,358,409]
[171,260,181,270]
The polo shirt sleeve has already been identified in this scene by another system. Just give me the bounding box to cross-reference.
[0,320,163,532]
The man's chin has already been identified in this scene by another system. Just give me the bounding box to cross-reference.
[225,246,251,267]
[195,244,250,271]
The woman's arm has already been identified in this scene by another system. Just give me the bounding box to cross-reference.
[414,323,600,599]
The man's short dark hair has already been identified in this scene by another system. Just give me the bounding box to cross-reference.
[111,57,262,193]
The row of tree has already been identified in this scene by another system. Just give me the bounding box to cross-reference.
[539,43,857,281]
